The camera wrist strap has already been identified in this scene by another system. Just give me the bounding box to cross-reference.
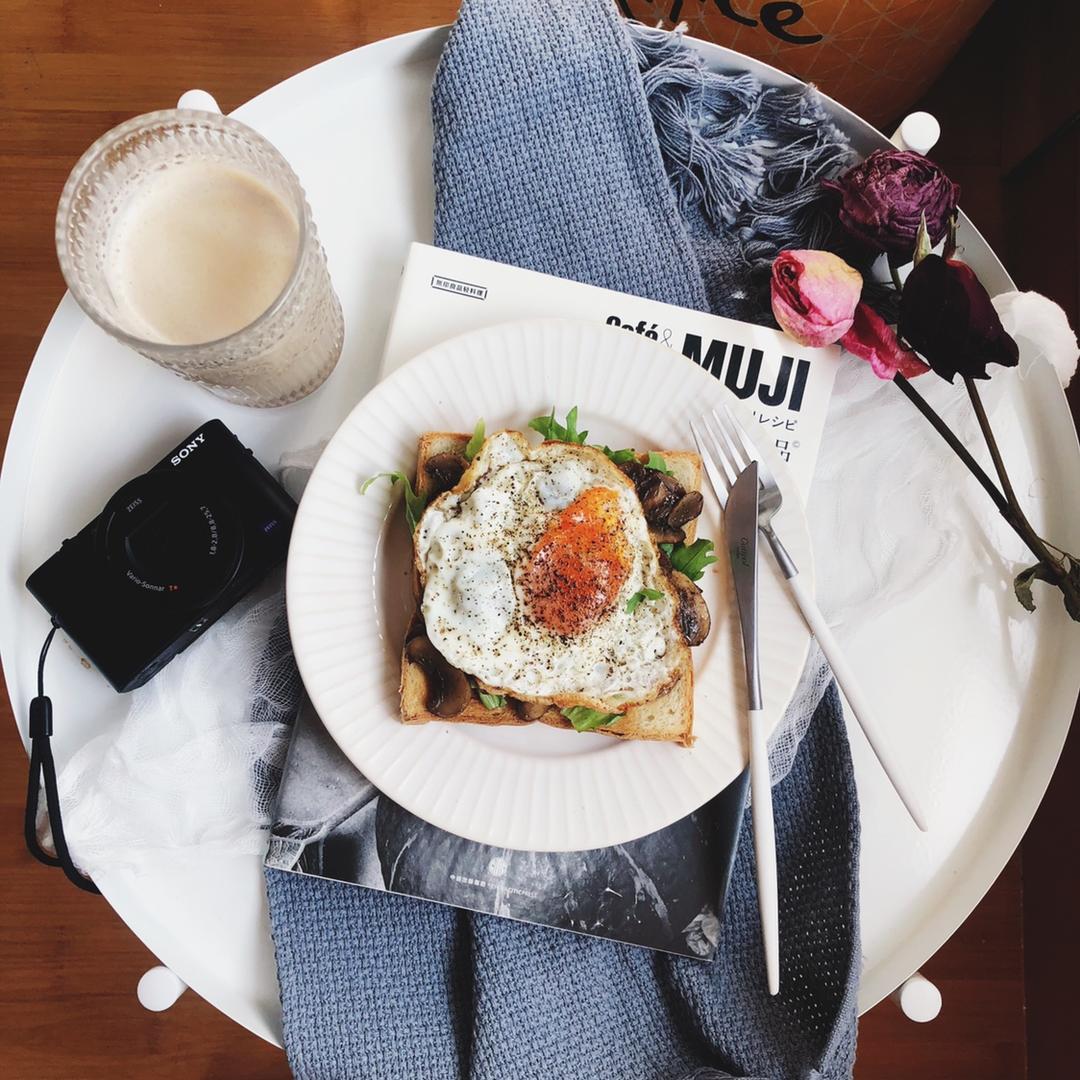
[24,622,100,894]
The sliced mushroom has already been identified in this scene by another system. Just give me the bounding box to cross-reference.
[667,490,703,529]
[404,635,471,717]
[656,471,684,495]
[652,480,686,523]
[423,452,467,495]
[639,476,673,520]
[669,569,711,646]
[650,524,686,545]
[621,460,688,525]
[512,698,549,722]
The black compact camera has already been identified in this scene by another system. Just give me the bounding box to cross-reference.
[26,419,296,693]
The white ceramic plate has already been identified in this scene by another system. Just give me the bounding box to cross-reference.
[286,317,812,851]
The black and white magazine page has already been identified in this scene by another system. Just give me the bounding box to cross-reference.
[267,703,748,960]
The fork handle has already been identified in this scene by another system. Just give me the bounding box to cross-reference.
[764,531,929,832]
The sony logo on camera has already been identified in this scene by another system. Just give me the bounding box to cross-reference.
[170,432,206,466]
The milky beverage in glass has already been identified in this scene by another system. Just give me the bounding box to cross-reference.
[56,108,343,407]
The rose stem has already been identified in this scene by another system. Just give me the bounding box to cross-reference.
[892,374,1011,517]
[964,378,1022,510]
[885,266,1072,598]
[895,373,1074,604]
[963,377,1067,578]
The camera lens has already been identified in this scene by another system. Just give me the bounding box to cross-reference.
[98,470,243,608]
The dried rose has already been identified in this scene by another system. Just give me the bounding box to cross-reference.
[840,302,929,380]
[823,150,960,260]
[770,249,863,348]
[898,255,1019,382]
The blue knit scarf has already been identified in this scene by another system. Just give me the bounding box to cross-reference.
[266,3,861,1077]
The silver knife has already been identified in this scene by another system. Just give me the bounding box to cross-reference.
[724,461,780,995]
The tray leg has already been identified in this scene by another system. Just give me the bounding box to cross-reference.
[890,112,941,155]
[137,965,188,1012]
[176,89,221,113]
[891,971,942,1022]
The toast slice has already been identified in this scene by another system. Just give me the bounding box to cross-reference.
[401,431,705,746]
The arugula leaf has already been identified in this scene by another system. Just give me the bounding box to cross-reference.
[626,587,663,614]
[478,690,506,709]
[644,451,673,475]
[464,418,486,462]
[562,706,620,732]
[660,537,719,582]
[564,406,585,443]
[360,471,427,533]
[528,406,588,444]
[600,445,636,464]
[528,409,640,468]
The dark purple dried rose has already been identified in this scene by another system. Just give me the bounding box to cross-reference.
[898,255,1019,382]
[823,150,960,260]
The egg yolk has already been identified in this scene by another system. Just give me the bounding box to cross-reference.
[520,486,631,636]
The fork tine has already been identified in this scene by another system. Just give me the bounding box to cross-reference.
[690,420,734,505]
[713,401,777,490]
[705,407,749,479]
[694,416,738,489]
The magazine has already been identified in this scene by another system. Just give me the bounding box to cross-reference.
[267,703,747,960]
[380,242,843,501]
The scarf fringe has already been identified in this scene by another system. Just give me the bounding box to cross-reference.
[627,22,859,317]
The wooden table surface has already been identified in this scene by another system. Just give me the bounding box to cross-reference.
[1,2,1072,1078]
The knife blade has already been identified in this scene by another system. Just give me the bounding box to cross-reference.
[724,461,762,712]
[723,459,779,994]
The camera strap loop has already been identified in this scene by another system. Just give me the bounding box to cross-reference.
[24,622,100,895]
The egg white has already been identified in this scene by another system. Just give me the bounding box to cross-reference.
[414,432,683,710]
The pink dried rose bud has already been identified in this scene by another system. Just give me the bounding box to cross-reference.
[841,302,929,380]
[770,249,863,348]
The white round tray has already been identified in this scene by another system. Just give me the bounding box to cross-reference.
[1,25,1077,1044]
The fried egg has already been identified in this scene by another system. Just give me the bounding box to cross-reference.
[414,431,683,710]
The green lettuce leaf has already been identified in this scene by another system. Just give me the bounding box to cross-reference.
[644,451,672,475]
[660,537,719,582]
[626,587,663,613]
[464,418,486,462]
[562,706,620,732]
[528,406,588,444]
[360,471,427,533]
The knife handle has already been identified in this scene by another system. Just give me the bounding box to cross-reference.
[749,707,780,996]
[783,570,929,833]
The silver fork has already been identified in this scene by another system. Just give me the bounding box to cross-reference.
[691,404,928,833]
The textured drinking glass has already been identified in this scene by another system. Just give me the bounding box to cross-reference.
[56,108,344,407]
